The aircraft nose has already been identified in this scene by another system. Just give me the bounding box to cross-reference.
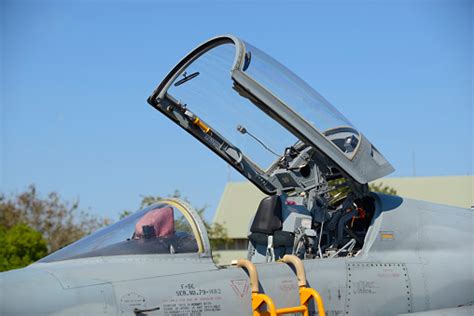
[0,266,63,315]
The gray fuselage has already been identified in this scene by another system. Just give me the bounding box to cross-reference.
[1,194,472,316]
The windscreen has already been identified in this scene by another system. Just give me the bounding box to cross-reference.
[242,42,361,158]
[39,203,198,262]
[166,44,298,170]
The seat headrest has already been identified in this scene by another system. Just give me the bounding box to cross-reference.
[134,206,175,238]
[250,195,282,235]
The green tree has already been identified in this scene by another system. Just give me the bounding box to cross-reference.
[0,185,110,253]
[368,182,397,195]
[0,223,48,272]
[328,178,397,198]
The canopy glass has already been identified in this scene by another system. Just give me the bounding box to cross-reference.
[167,43,298,170]
[40,200,206,262]
[148,35,393,188]
[242,42,361,157]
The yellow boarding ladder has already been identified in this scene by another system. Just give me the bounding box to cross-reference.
[236,255,326,316]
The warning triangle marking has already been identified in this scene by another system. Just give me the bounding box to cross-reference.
[231,279,249,298]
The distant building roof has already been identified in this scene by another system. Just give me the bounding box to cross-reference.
[369,175,473,208]
[213,175,473,239]
[213,182,267,239]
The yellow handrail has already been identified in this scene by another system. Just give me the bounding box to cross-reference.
[299,287,325,316]
[281,255,307,287]
[236,256,326,316]
[280,255,326,316]
[252,293,277,316]
[236,259,260,293]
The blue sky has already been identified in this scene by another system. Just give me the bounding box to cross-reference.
[1,0,472,221]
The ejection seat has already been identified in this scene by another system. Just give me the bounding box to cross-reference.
[248,196,295,262]
[134,206,175,239]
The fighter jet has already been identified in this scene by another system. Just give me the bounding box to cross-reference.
[1,35,472,316]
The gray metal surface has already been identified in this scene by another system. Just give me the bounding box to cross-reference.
[1,195,472,315]
[398,305,474,316]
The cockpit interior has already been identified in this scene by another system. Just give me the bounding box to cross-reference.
[146,35,394,263]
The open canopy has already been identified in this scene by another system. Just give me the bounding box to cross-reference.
[148,35,394,194]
